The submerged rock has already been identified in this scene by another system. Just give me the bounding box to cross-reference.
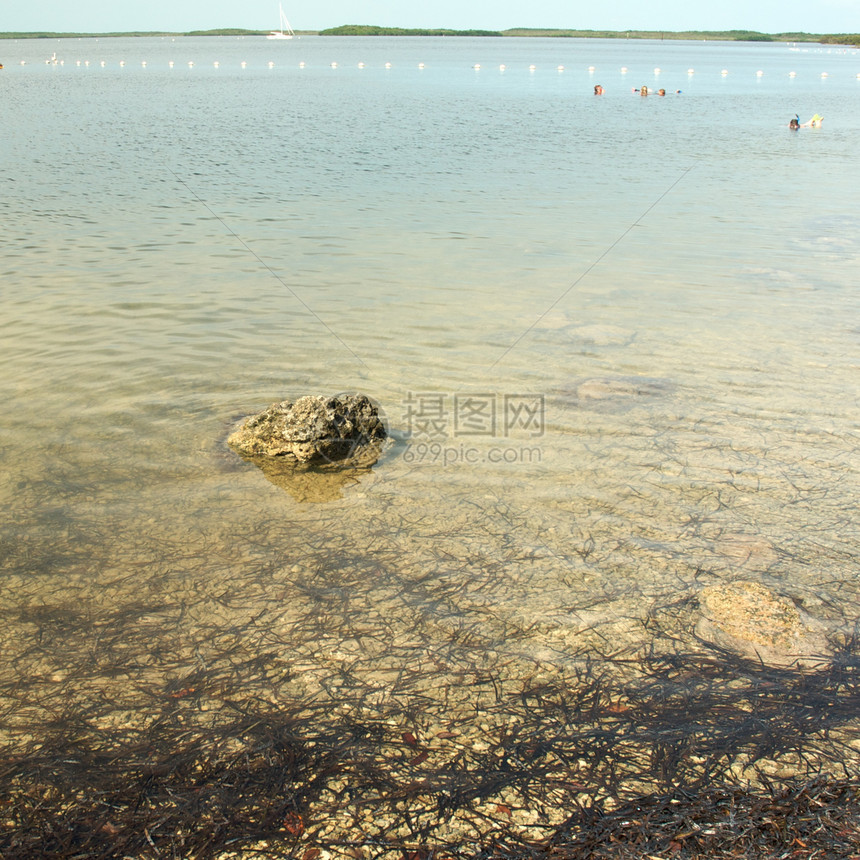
[714,534,779,571]
[566,323,636,347]
[574,376,673,401]
[695,580,832,670]
[228,393,387,467]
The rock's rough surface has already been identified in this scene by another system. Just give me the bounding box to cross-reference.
[695,580,832,670]
[228,394,386,466]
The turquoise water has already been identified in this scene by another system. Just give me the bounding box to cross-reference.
[1,36,859,736]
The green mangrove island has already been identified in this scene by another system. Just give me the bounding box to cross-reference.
[319,26,858,43]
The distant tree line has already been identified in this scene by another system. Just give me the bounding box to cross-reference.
[0,29,281,39]
[819,33,860,44]
[500,28,858,43]
[318,25,502,36]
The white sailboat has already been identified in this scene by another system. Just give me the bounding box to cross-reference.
[267,4,295,39]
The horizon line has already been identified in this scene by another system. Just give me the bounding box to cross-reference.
[2,26,856,39]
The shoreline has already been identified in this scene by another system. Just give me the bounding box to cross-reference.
[1,28,857,46]
[3,641,858,857]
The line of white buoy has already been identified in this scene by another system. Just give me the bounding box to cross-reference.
[32,58,859,77]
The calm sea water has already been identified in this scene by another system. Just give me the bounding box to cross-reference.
[1,36,859,732]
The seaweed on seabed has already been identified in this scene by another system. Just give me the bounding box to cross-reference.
[535,779,860,859]
[0,640,859,860]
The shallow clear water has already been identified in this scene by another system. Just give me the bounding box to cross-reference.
[1,36,859,735]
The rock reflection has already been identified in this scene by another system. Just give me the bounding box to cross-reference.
[238,453,378,503]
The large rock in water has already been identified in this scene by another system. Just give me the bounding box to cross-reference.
[228,394,386,466]
[695,580,832,670]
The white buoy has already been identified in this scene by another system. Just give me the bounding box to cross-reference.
[384,61,391,68]
[756,69,763,76]
[299,61,305,68]
[529,64,536,71]
[330,61,337,68]
[654,67,661,74]
[214,61,219,68]
[821,71,829,77]
[241,60,247,68]
[472,63,481,69]
[100,60,106,67]
[169,60,174,68]
[789,70,796,77]
[188,61,194,67]
[418,62,425,68]
[119,60,125,67]
[499,64,506,71]
[358,61,364,68]
[84,60,89,66]
[721,69,728,75]
[557,65,564,71]
[620,66,628,73]
[268,60,274,68]
[588,65,595,71]
[141,60,147,67]
[687,68,694,74]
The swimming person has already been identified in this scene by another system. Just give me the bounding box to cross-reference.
[594,84,604,95]
[791,114,823,129]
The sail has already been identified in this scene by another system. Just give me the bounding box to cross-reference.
[267,4,295,39]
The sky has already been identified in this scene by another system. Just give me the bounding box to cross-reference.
[1,0,856,34]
